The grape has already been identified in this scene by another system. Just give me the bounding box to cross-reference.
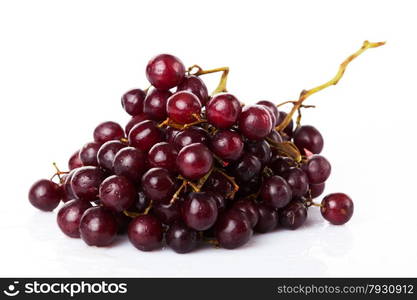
[176,143,213,180]
[206,93,241,129]
[257,100,279,126]
[215,209,252,249]
[148,142,178,173]
[79,142,100,166]
[261,175,292,209]
[177,75,209,105]
[146,54,185,90]
[282,167,309,198]
[128,120,164,152]
[182,192,218,231]
[57,199,92,238]
[128,215,163,251]
[93,121,125,144]
[97,140,126,171]
[303,155,331,184]
[99,175,137,212]
[293,125,324,154]
[232,199,259,228]
[229,154,261,183]
[173,126,209,150]
[152,200,182,225]
[71,166,105,201]
[125,113,152,135]
[68,150,83,170]
[321,193,354,225]
[238,105,273,140]
[113,147,147,182]
[166,222,198,254]
[279,201,307,230]
[245,140,272,165]
[141,168,176,203]
[309,182,325,198]
[254,203,278,233]
[143,88,172,121]
[210,130,244,161]
[167,91,202,124]
[79,207,118,247]
[28,179,62,211]
[121,89,146,116]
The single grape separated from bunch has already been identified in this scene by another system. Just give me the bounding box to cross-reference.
[29,41,385,253]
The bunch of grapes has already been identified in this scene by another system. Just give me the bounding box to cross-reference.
[28,41,384,253]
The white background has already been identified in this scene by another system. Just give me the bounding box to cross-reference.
[0,0,416,277]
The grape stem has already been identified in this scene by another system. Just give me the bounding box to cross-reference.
[158,117,207,130]
[275,40,386,132]
[123,200,154,218]
[51,162,69,182]
[214,168,239,199]
[188,65,229,95]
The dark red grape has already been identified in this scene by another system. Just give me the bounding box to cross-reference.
[68,150,83,170]
[167,91,202,124]
[165,126,180,144]
[293,125,324,154]
[99,175,137,212]
[210,130,244,161]
[209,192,227,212]
[152,201,182,225]
[268,129,283,143]
[215,209,252,249]
[245,140,272,165]
[279,201,307,230]
[79,207,118,246]
[128,214,163,251]
[238,105,273,140]
[254,203,278,233]
[303,155,331,184]
[166,222,198,254]
[61,170,77,202]
[257,100,279,126]
[206,93,241,129]
[261,175,292,209]
[141,167,176,203]
[282,167,309,198]
[146,54,185,90]
[230,154,261,183]
[148,142,178,172]
[79,142,100,166]
[236,176,261,198]
[28,179,62,211]
[268,156,294,175]
[112,212,131,234]
[57,199,92,238]
[321,193,354,225]
[177,75,209,105]
[93,121,125,144]
[121,89,146,116]
[71,166,105,201]
[202,170,233,198]
[232,199,259,228]
[182,192,218,231]
[128,120,164,152]
[113,147,146,182]
[97,140,125,171]
[143,88,172,121]
[176,143,213,180]
[309,182,325,198]
[173,126,209,150]
[125,113,152,135]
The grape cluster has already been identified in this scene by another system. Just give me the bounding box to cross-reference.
[29,53,355,253]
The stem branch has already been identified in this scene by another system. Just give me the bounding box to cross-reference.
[276,40,385,132]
